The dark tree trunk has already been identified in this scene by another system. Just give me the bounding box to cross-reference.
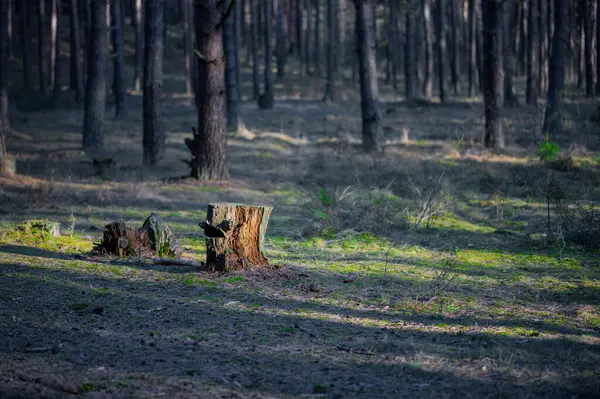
[133,0,142,92]
[449,0,460,95]
[192,0,228,179]
[224,0,239,131]
[314,0,320,76]
[275,0,286,78]
[259,0,274,109]
[582,0,593,97]
[518,0,527,75]
[405,0,416,100]
[323,0,336,101]
[503,0,518,106]
[296,0,304,66]
[70,0,83,101]
[143,0,165,165]
[526,0,538,105]
[250,0,260,99]
[18,1,32,93]
[482,0,504,149]
[183,0,193,95]
[338,0,346,75]
[111,0,126,117]
[304,0,311,74]
[387,0,399,89]
[538,0,547,92]
[596,0,600,94]
[38,0,47,95]
[435,0,446,102]
[0,0,11,176]
[476,1,484,91]
[234,0,242,99]
[543,0,569,135]
[355,0,381,152]
[467,0,476,96]
[49,0,59,92]
[422,0,434,98]
[83,0,109,151]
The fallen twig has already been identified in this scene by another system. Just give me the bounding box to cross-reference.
[152,258,204,268]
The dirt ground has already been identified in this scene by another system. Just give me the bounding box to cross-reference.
[2,31,600,397]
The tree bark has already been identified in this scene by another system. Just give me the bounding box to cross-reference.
[111,0,126,117]
[467,0,476,96]
[83,0,109,151]
[183,0,193,95]
[435,0,446,102]
[482,0,504,149]
[275,0,287,78]
[192,0,228,179]
[0,0,10,174]
[296,0,304,67]
[18,0,32,93]
[250,0,260,99]
[405,0,416,100]
[314,0,321,76]
[223,0,238,131]
[234,0,242,99]
[323,0,336,101]
[596,0,600,94]
[503,0,518,107]
[259,0,274,109]
[201,203,272,272]
[97,214,182,258]
[526,0,538,105]
[70,0,83,101]
[133,0,143,92]
[38,0,47,95]
[49,0,59,91]
[582,0,593,97]
[542,0,569,135]
[143,0,165,165]
[449,0,460,95]
[423,0,434,98]
[355,0,381,152]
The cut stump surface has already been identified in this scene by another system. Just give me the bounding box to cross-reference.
[201,203,272,271]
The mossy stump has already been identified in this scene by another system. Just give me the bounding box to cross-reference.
[96,213,182,258]
[201,203,272,272]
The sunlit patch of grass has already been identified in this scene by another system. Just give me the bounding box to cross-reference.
[412,212,496,233]
[182,274,216,287]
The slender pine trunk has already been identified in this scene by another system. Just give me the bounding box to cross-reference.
[111,0,126,117]
[526,0,538,105]
[482,0,504,149]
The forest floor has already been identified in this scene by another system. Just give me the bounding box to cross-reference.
[2,38,600,397]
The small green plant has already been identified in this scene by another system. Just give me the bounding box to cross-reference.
[594,153,600,165]
[537,133,560,162]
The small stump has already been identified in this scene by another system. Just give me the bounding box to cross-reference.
[201,203,272,272]
[96,213,182,258]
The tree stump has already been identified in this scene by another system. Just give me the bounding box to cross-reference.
[201,203,272,271]
[96,213,182,258]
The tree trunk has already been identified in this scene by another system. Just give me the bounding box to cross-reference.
[314,0,320,76]
[111,0,126,117]
[49,0,59,92]
[97,213,182,258]
[0,0,11,176]
[538,0,547,92]
[482,0,504,149]
[503,0,518,107]
[323,0,336,101]
[224,0,239,131]
[582,0,593,97]
[133,0,142,92]
[526,0,538,105]
[337,0,346,75]
[201,203,272,272]
[355,0,381,152]
[275,0,286,78]
[18,0,32,93]
[38,0,47,95]
[234,0,242,100]
[467,0,476,96]
[423,0,434,98]
[296,0,303,67]
[259,0,274,109]
[435,0,446,102]
[405,0,416,100]
[192,0,228,180]
[250,0,260,99]
[596,0,600,94]
[449,0,460,95]
[183,0,193,95]
[518,0,527,75]
[83,0,109,151]
[143,0,165,165]
[387,0,398,89]
[70,0,83,102]
[542,0,568,135]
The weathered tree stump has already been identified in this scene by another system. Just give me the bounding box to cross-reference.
[201,203,272,271]
[96,213,182,258]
